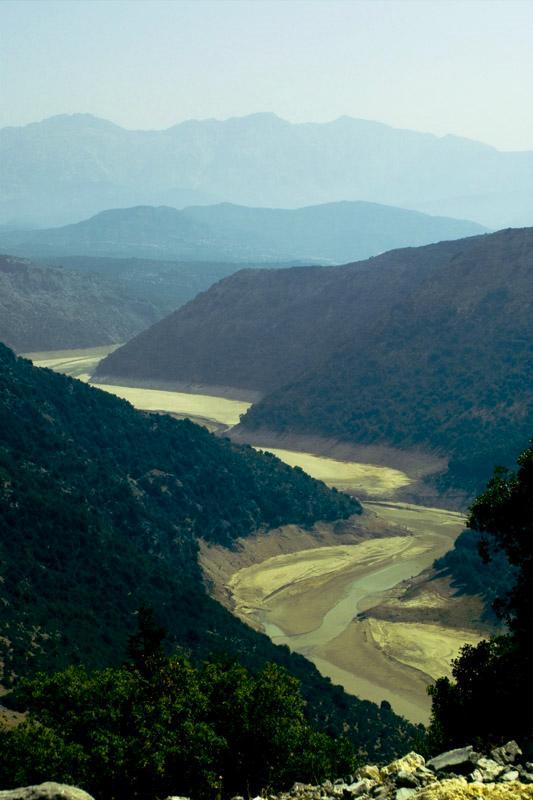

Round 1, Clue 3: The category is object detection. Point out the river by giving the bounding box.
[27,349,471,722]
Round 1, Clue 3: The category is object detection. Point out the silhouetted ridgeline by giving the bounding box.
[0,200,485,265]
[1,112,531,227]
[97,227,533,496]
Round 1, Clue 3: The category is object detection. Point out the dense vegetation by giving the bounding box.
[46,255,253,319]
[99,228,533,496]
[0,254,162,351]
[0,617,354,800]
[428,441,533,751]
[434,524,517,624]
[242,230,532,496]
[0,344,418,761]
[0,341,357,674]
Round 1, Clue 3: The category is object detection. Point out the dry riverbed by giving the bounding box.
[255,448,412,497]
[23,348,251,430]
[27,347,482,723]
[203,502,470,724]
[22,345,119,379]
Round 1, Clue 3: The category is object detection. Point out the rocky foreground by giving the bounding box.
[271,742,533,800]
[1,742,533,800]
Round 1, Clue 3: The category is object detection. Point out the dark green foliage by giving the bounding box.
[468,448,533,642]
[0,340,358,677]
[428,442,533,752]
[126,607,167,677]
[0,657,354,800]
[427,636,526,753]
[0,343,418,761]
[434,529,517,623]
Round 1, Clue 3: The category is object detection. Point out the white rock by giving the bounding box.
[0,786,94,800]
[346,780,374,798]
[475,757,506,781]
[395,790,417,800]
[501,770,520,782]
[491,741,522,766]
[427,745,478,774]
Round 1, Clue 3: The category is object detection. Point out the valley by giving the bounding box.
[203,503,471,724]
[22,345,120,379]
[25,346,485,724]
[3,8,533,795]
[96,227,532,501]
[24,347,252,431]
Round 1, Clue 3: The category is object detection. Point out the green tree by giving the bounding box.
[428,441,533,751]
[126,606,167,677]
[0,656,353,800]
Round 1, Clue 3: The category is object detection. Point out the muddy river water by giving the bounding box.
[228,501,465,722]
[27,349,471,722]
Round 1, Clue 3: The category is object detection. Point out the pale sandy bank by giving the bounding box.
[209,502,470,724]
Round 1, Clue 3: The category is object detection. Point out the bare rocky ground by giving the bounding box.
[235,741,533,800]
[4,742,532,800]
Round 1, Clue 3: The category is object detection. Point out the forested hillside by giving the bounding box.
[96,234,483,392]
[44,255,252,318]
[0,254,163,351]
[97,228,533,495]
[242,229,532,493]
[428,441,533,749]
[0,345,418,760]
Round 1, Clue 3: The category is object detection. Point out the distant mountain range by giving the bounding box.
[1,112,532,228]
[0,254,163,351]
[0,201,485,265]
[96,227,533,496]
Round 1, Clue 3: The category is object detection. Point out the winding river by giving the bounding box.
[27,348,471,722]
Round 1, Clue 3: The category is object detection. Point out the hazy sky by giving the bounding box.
[1,0,533,150]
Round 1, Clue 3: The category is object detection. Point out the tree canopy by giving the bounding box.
[428,441,533,751]
[0,654,354,800]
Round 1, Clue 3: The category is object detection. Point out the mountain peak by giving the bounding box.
[16,113,123,133]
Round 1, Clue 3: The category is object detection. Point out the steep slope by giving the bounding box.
[0,201,485,265]
[97,228,533,495]
[44,255,254,317]
[0,345,421,758]
[95,231,491,393]
[0,342,358,675]
[0,254,162,351]
[242,229,532,492]
[1,112,532,228]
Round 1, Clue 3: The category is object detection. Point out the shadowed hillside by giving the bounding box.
[43,255,261,318]
[0,254,162,351]
[97,228,533,495]
[241,228,532,493]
